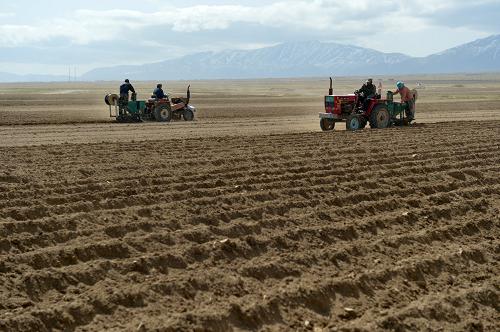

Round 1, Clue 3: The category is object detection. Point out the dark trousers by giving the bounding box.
[404,100,415,119]
[119,94,129,115]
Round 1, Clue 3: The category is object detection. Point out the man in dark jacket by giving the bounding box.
[120,79,135,98]
[355,78,376,111]
[152,83,167,99]
[119,79,135,106]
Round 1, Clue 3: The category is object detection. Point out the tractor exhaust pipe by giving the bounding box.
[186,85,191,104]
[329,77,333,95]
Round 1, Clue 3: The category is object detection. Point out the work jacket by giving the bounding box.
[359,83,376,97]
[120,83,136,95]
[153,88,167,99]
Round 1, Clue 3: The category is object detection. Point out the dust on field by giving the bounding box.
[0,121,499,331]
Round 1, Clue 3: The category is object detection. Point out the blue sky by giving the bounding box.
[0,0,499,75]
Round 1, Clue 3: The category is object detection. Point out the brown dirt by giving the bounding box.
[0,119,499,331]
[1,76,500,126]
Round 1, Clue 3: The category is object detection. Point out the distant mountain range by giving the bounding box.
[0,72,68,83]
[1,35,499,82]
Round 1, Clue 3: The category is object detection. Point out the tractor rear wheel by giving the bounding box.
[154,104,172,122]
[370,105,390,129]
[183,109,194,121]
[346,114,363,131]
[320,118,335,131]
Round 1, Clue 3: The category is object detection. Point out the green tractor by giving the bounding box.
[105,86,196,123]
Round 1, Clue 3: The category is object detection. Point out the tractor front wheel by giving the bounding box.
[370,105,390,129]
[154,104,172,122]
[183,109,194,121]
[346,114,363,131]
[320,118,335,131]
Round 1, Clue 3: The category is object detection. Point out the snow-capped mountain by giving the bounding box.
[1,35,499,82]
[81,41,412,80]
[81,35,500,80]
[406,34,500,73]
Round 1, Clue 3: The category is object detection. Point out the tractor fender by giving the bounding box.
[172,102,186,112]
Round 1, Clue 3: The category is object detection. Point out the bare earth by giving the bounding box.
[0,77,499,331]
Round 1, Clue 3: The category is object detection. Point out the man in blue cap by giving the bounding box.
[393,81,415,121]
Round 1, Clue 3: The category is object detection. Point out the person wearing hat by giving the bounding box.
[152,83,167,99]
[355,78,377,111]
[393,81,415,121]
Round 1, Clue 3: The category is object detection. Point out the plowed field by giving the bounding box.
[1,118,499,331]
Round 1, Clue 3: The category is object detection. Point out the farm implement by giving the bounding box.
[104,86,196,123]
[319,78,418,131]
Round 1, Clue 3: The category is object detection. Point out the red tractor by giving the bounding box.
[319,78,417,131]
[143,86,195,122]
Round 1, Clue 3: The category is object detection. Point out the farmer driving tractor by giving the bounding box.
[355,78,377,111]
[153,83,168,99]
[392,81,415,121]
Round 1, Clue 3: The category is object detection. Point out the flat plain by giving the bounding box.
[0,76,499,331]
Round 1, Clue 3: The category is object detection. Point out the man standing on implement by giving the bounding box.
[393,81,415,121]
[119,79,136,113]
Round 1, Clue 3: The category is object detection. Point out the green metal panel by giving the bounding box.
[388,102,407,118]
[127,101,146,114]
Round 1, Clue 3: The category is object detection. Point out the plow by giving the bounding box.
[105,86,196,123]
[319,78,418,131]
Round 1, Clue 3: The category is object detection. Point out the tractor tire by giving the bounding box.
[154,104,172,122]
[346,114,363,131]
[183,109,194,121]
[132,114,142,122]
[116,114,127,123]
[370,105,390,129]
[320,118,335,131]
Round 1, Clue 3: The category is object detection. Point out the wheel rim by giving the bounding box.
[349,117,360,130]
[160,109,168,119]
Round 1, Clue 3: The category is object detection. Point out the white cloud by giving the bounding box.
[0,0,497,71]
[0,0,439,46]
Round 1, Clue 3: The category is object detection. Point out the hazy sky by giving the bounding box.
[0,0,498,75]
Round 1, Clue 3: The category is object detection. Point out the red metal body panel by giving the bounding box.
[324,95,357,114]
[335,95,356,115]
